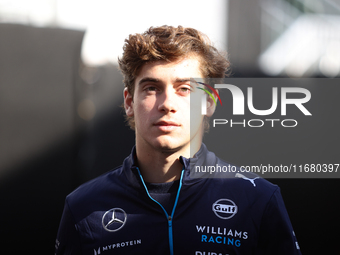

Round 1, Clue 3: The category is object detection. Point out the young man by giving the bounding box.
[55,26,301,255]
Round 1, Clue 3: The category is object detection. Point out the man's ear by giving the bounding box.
[206,92,217,117]
[124,88,134,117]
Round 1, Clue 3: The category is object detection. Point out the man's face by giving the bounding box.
[124,56,212,156]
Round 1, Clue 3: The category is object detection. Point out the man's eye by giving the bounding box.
[145,86,157,92]
[179,87,191,93]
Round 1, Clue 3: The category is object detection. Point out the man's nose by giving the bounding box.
[158,87,177,113]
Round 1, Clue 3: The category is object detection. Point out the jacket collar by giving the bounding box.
[123,143,217,187]
[180,143,219,184]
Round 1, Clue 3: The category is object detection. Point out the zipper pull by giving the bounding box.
[168,216,172,226]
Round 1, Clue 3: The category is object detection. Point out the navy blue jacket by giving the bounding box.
[55,144,301,255]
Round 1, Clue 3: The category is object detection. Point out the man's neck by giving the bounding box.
[135,144,188,183]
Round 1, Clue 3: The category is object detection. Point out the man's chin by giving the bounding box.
[154,141,187,155]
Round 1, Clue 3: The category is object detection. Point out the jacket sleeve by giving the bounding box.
[55,200,82,255]
[255,187,302,255]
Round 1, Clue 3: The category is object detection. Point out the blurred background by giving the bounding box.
[0,0,339,254]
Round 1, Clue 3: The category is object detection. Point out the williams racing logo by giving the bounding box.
[212,199,238,219]
[102,208,127,232]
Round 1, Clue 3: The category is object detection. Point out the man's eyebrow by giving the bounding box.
[138,77,193,85]
[138,77,160,85]
[175,78,192,83]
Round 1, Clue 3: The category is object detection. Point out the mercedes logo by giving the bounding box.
[102,208,127,232]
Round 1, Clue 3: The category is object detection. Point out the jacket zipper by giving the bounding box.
[137,167,184,255]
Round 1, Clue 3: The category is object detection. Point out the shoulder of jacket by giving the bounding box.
[66,165,124,204]
[207,157,280,194]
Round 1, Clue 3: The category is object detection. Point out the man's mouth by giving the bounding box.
[154,121,180,126]
[154,121,180,131]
